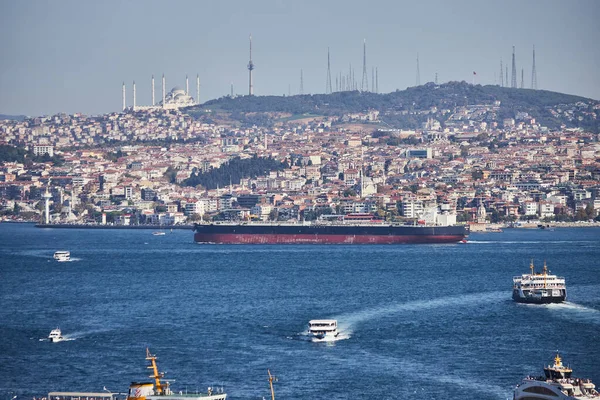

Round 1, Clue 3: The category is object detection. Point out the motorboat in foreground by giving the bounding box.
[514,353,599,399]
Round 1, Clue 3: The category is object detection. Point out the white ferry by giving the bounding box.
[53,251,71,262]
[48,328,64,342]
[308,319,339,341]
[513,260,566,304]
[127,348,226,400]
[514,353,599,399]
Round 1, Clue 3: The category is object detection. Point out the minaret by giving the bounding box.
[186,74,189,95]
[247,34,254,96]
[151,75,155,106]
[196,74,200,104]
[162,73,166,107]
[42,188,52,224]
[132,81,136,110]
[122,82,126,111]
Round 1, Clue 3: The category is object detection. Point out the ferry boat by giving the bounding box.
[308,319,339,341]
[127,348,226,400]
[512,260,566,304]
[514,353,599,399]
[48,328,63,342]
[53,251,71,262]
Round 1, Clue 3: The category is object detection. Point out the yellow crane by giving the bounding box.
[267,369,277,400]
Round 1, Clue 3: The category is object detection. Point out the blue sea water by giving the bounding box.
[0,223,599,400]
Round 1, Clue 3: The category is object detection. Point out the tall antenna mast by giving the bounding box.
[531,45,538,89]
[435,72,438,85]
[500,59,504,87]
[371,66,375,93]
[162,73,166,107]
[416,53,421,86]
[151,75,155,106]
[520,68,524,89]
[375,67,378,93]
[326,47,332,94]
[132,81,136,110]
[122,82,126,111]
[361,39,368,91]
[300,69,304,95]
[230,81,234,97]
[247,34,254,96]
[511,46,517,88]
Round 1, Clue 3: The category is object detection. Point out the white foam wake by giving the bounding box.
[335,291,506,336]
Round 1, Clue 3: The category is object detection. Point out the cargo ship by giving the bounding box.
[193,221,468,244]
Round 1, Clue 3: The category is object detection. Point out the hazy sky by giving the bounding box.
[1,0,599,116]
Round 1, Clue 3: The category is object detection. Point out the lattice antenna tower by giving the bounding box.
[247,34,255,96]
[300,69,304,95]
[499,59,504,87]
[416,53,421,86]
[375,67,379,94]
[361,39,368,91]
[326,47,332,94]
[435,72,438,85]
[520,68,524,89]
[511,46,517,88]
[531,45,538,89]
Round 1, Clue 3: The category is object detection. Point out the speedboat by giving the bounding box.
[152,231,166,236]
[53,251,71,262]
[514,353,599,399]
[48,328,63,342]
[513,260,566,304]
[308,319,339,341]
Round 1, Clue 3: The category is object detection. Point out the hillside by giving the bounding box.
[186,81,599,131]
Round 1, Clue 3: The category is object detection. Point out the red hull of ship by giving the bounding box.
[194,233,464,244]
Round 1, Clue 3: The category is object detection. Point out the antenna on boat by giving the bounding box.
[146,348,169,395]
[267,369,277,400]
[530,259,534,275]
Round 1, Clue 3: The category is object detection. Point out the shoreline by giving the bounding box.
[34,223,193,230]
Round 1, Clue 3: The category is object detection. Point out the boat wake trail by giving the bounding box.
[543,302,600,325]
[292,330,351,343]
[335,291,506,336]
[343,351,512,400]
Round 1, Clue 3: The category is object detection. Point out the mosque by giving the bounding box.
[122,74,200,111]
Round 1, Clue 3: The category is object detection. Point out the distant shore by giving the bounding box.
[34,223,193,230]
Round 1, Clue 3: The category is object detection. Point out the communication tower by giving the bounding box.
[511,46,517,88]
[361,39,368,91]
[247,34,255,96]
[531,45,538,89]
[326,47,332,94]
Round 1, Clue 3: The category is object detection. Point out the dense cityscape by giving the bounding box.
[1,82,599,229]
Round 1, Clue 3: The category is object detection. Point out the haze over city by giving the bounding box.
[1,0,599,116]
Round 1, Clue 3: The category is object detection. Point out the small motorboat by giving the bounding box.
[48,328,64,342]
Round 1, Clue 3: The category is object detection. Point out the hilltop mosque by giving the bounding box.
[122,74,200,111]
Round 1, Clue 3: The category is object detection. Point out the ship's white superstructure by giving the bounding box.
[514,354,599,399]
[308,319,339,341]
[53,251,71,262]
[48,328,63,342]
[512,260,566,304]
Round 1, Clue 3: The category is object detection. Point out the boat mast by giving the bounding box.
[530,259,534,275]
[268,369,277,400]
[543,260,548,288]
[146,348,167,395]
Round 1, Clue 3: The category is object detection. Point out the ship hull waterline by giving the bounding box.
[194,233,466,244]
